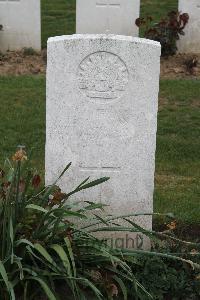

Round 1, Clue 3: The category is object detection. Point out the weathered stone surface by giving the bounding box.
[0,0,41,52]
[76,0,140,36]
[178,0,200,53]
[46,34,161,249]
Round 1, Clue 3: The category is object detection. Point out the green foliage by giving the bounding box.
[134,253,200,299]
[0,148,199,299]
[0,147,148,299]
[136,11,189,56]
[131,231,200,299]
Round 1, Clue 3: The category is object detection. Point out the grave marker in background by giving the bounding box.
[76,0,140,36]
[178,0,200,53]
[0,0,41,52]
[46,34,161,249]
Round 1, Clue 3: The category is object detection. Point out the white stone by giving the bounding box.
[178,0,200,53]
[76,0,140,36]
[0,0,41,52]
[46,34,161,249]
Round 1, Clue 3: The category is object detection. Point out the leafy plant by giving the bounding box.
[0,147,199,300]
[136,11,189,57]
[133,246,200,299]
[0,147,146,299]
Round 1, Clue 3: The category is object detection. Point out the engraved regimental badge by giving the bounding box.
[78,51,129,101]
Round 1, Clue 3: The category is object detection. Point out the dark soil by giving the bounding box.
[0,49,46,76]
[161,53,200,79]
[0,50,200,79]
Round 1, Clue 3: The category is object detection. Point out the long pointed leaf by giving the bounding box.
[26,204,48,214]
[50,244,71,276]
[34,244,53,264]
[28,277,56,300]
[64,238,76,277]
[113,275,127,300]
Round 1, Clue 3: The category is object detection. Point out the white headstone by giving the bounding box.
[0,0,41,52]
[178,0,200,53]
[46,34,161,249]
[76,0,140,36]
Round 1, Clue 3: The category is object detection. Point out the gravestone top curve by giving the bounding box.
[48,34,160,47]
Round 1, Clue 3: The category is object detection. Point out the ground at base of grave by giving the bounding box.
[0,76,199,237]
[0,50,200,79]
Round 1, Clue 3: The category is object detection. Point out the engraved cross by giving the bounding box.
[80,165,120,202]
[96,0,121,33]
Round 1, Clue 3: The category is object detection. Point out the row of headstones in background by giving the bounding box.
[0,0,41,52]
[76,0,140,36]
[0,0,199,53]
[77,0,200,53]
[0,0,139,52]
[178,0,200,53]
[46,35,161,249]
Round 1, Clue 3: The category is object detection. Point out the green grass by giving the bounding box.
[0,76,45,172]
[155,80,200,225]
[41,0,76,48]
[41,0,178,48]
[140,0,178,21]
[0,76,199,226]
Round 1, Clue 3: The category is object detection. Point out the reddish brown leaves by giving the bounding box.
[49,189,66,207]
[32,175,41,189]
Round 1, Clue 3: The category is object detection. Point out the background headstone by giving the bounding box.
[76,0,140,36]
[0,0,41,52]
[46,34,161,249]
[178,0,200,53]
